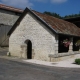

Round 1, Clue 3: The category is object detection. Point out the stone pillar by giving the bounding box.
[55,42,58,54]
[68,38,73,53]
[79,46,80,51]
[20,44,27,59]
[55,35,58,54]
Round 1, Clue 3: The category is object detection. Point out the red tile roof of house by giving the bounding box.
[7,8,80,37]
[0,4,23,13]
[33,10,80,36]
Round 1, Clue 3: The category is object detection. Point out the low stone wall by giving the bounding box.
[49,51,80,62]
[49,55,75,62]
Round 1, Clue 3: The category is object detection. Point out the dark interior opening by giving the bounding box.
[58,35,69,53]
[25,40,32,59]
[73,37,79,51]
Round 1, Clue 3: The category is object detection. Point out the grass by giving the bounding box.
[75,58,80,65]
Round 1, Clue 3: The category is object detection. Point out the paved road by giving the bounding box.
[0,58,80,80]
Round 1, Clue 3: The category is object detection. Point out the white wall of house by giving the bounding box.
[9,12,56,61]
[0,9,20,25]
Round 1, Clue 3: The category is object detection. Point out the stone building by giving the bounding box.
[8,7,80,61]
[0,4,23,46]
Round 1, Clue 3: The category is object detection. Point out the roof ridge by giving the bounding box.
[0,4,23,13]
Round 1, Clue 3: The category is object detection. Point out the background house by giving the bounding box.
[8,8,80,61]
[64,17,80,28]
[0,4,23,47]
[0,4,80,62]
[65,17,80,51]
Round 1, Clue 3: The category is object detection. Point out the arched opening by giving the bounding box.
[25,40,32,59]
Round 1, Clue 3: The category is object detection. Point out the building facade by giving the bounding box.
[0,4,23,46]
[8,8,80,61]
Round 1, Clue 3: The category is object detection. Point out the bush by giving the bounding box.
[75,58,80,65]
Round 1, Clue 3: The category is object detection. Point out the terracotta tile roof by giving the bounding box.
[7,8,80,37]
[0,4,23,13]
[32,10,80,36]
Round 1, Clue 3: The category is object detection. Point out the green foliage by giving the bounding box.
[64,13,80,19]
[43,11,80,19]
[75,58,80,65]
[43,11,62,19]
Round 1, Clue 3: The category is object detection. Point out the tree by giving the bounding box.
[63,13,80,19]
[43,11,62,19]
[43,11,80,19]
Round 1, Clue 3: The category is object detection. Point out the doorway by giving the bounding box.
[25,40,32,59]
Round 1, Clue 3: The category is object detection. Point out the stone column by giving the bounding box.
[79,46,80,51]
[55,42,58,54]
[55,35,58,54]
[68,37,73,53]
[20,43,27,59]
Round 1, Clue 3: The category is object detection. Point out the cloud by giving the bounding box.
[34,0,45,2]
[0,0,33,9]
[0,0,68,10]
[31,0,48,3]
[51,0,67,4]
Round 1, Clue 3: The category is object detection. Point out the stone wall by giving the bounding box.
[0,9,20,25]
[9,12,56,61]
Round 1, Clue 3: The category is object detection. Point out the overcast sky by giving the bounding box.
[0,0,80,16]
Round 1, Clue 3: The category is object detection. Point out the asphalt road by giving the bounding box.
[0,58,80,80]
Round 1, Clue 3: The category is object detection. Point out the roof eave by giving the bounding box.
[58,33,80,37]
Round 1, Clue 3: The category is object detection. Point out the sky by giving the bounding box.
[0,0,80,17]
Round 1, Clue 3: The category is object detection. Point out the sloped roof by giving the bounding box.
[7,8,80,37]
[33,10,80,36]
[0,4,23,13]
